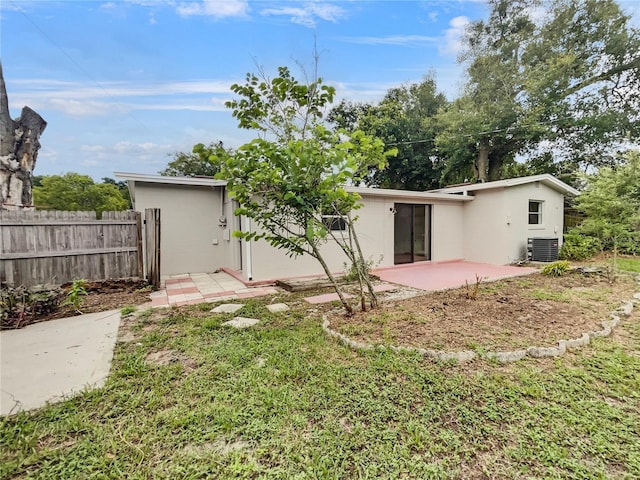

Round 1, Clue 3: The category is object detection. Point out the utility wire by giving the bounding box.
[387,115,576,146]
[8,0,150,133]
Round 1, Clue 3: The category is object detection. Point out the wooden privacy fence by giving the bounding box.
[0,210,145,287]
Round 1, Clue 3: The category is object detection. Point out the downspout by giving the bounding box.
[245,216,253,281]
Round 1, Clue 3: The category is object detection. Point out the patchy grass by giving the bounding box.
[1,293,640,479]
[616,257,640,273]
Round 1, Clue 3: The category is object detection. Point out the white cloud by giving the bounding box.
[9,78,235,116]
[439,15,470,56]
[81,141,172,157]
[261,2,345,27]
[177,0,248,18]
[47,99,129,116]
[339,34,438,46]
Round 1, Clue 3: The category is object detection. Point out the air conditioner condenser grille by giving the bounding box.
[527,237,559,262]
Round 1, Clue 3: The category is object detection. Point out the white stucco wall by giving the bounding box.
[133,183,236,276]
[462,182,565,265]
[247,196,391,281]
[505,182,564,262]
[462,188,509,265]
[245,195,466,282]
[431,202,464,261]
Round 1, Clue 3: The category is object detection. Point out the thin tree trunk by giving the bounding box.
[309,240,354,316]
[347,212,378,308]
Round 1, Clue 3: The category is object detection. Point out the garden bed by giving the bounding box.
[328,271,637,351]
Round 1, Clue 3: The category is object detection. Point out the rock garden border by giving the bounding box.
[322,274,640,364]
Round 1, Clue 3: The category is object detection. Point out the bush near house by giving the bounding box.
[560,150,640,259]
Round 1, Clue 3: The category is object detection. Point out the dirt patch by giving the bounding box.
[145,348,198,371]
[8,279,152,328]
[329,272,637,351]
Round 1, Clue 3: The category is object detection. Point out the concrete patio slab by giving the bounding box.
[1,310,121,416]
[374,260,536,292]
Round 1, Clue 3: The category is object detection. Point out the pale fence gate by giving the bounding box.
[0,209,161,288]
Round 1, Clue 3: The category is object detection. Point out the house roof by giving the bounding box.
[347,186,473,202]
[429,174,580,196]
[114,171,473,203]
[114,171,227,187]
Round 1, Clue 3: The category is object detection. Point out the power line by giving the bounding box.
[386,115,576,146]
[8,0,150,133]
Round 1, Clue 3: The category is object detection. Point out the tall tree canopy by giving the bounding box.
[160,141,231,177]
[330,77,448,190]
[437,0,640,183]
[33,173,129,217]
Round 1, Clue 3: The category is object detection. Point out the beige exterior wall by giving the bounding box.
[130,179,565,281]
[461,182,564,265]
[134,183,237,276]
[431,203,464,261]
[505,182,564,262]
[462,188,509,265]
[246,195,465,281]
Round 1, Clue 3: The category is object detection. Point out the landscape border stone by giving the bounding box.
[322,275,639,364]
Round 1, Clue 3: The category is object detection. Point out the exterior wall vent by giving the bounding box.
[527,237,559,262]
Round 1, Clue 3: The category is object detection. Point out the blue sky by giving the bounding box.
[2,0,639,181]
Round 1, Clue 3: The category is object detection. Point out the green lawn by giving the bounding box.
[2,297,640,479]
[616,256,640,273]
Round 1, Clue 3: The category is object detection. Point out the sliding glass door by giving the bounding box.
[393,203,431,264]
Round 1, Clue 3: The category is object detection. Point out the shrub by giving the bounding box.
[559,232,602,260]
[0,284,63,329]
[541,260,571,277]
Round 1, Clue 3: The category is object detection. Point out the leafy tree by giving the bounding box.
[437,0,640,183]
[33,173,129,217]
[211,66,394,315]
[160,141,231,177]
[102,177,132,209]
[568,149,640,255]
[329,78,447,190]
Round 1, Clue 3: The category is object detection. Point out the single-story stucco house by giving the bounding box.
[114,172,579,283]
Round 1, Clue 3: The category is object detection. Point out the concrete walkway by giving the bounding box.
[149,272,279,308]
[0,310,121,416]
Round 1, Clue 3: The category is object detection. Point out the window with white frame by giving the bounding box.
[528,200,543,225]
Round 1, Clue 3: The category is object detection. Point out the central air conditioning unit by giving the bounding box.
[527,237,559,262]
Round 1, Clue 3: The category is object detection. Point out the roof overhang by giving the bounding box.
[114,171,227,187]
[430,174,579,196]
[346,186,474,202]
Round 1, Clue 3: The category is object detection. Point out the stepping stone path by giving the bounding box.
[222,317,260,329]
[211,303,245,313]
[266,303,290,313]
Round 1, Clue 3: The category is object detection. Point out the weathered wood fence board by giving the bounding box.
[0,210,143,287]
[144,208,161,289]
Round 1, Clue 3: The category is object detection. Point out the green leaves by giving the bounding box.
[571,150,640,254]
[33,173,129,217]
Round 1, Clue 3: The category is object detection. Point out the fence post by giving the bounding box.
[135,211,144,280]
[145,208,161,289]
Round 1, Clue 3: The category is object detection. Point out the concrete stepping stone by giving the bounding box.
[304,292,354,304]
[211,303,245,314]
[266,303,290,313]
[222,317,260,329]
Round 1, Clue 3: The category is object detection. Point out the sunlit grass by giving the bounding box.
[1,295,639,479]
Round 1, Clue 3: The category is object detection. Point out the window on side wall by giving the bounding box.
[322,215,347,231]
[528,200,542,225]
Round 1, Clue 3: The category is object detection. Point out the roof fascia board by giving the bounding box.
[346,186,473,202]
[114,171,226,187]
